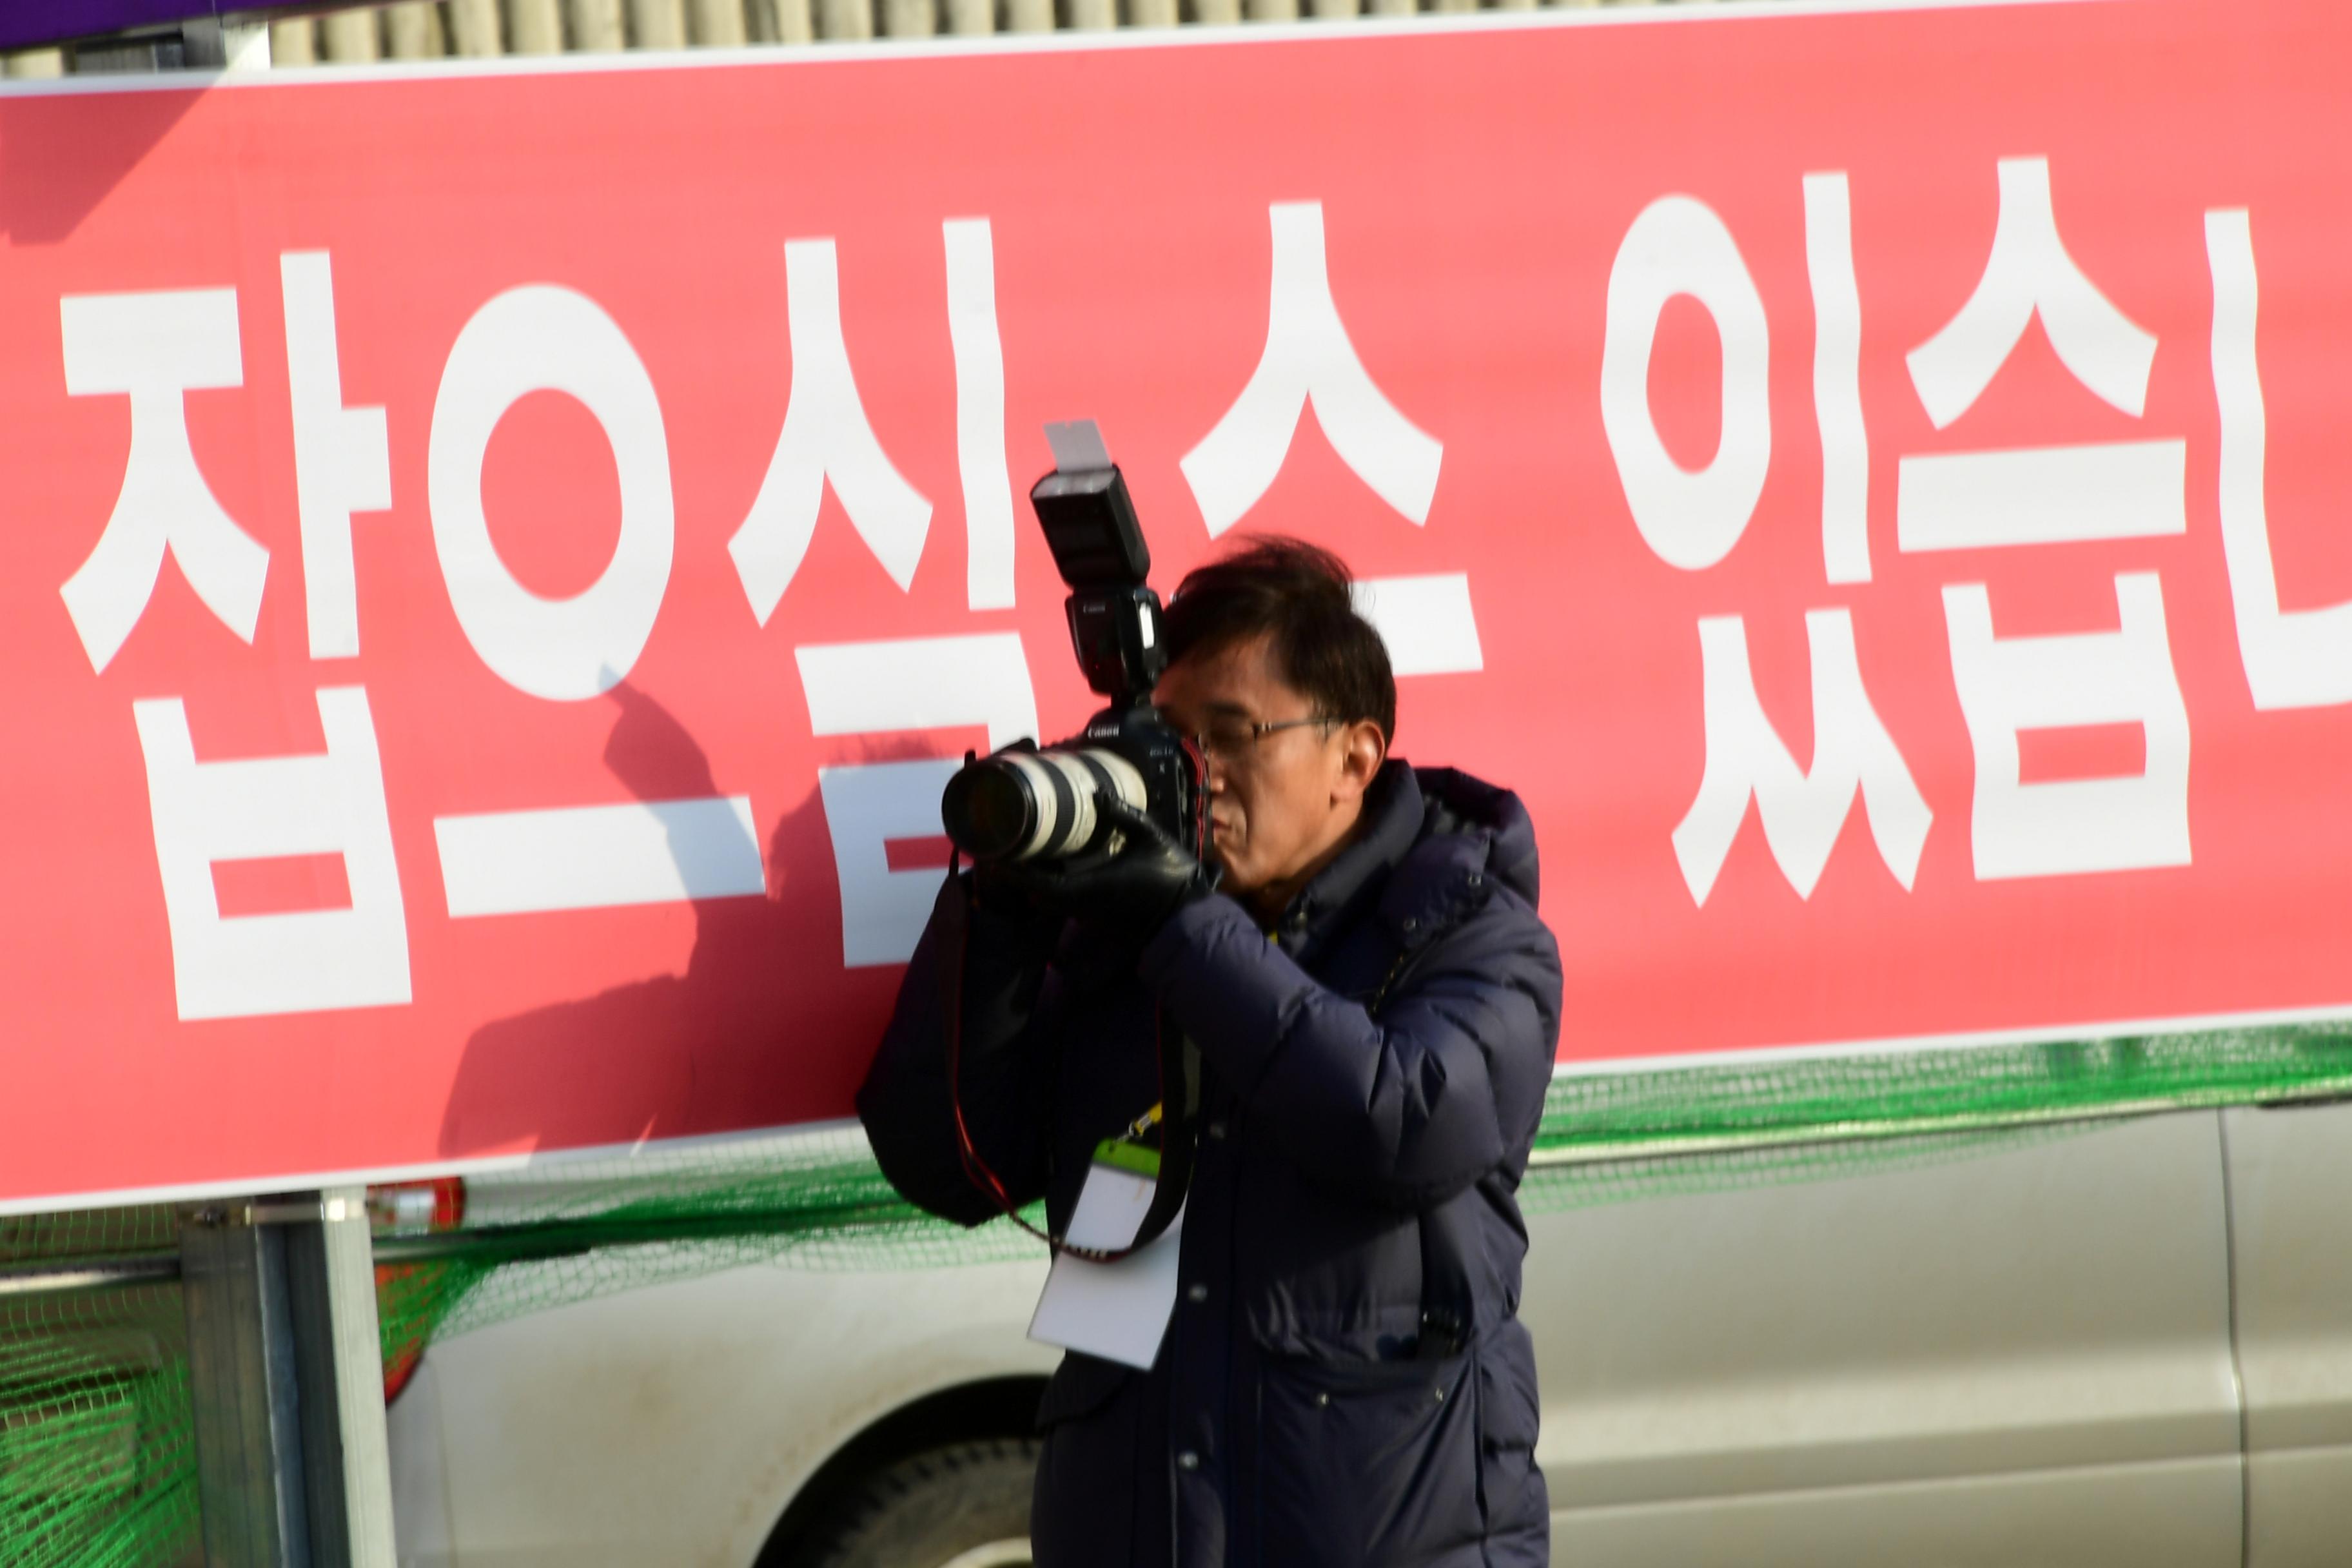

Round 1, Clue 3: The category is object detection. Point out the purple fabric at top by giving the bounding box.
[0,1,250,52]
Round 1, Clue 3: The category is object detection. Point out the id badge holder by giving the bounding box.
[1026,1141,1186,1371]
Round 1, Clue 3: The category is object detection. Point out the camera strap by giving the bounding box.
[941,861,1197,1264]
[1123,1033,1198,1252]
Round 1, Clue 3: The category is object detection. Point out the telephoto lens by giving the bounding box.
[941,745,1149,863]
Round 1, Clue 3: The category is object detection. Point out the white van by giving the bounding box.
[384,1097,2352,1567]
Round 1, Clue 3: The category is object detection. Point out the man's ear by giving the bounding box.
[1332,720,1387,804]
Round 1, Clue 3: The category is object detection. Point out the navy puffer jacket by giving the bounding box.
[858,761,1562,1567]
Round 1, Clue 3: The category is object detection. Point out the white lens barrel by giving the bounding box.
[997,746,1150,861]
[1082,750,1149,852]
[994,751,1068,861]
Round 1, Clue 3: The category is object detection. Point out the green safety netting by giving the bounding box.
[8,1021,2352,1568]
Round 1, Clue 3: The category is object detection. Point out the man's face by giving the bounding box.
[1152,634,1385,908]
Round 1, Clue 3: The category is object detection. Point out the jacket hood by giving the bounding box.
[1409,763,1542,908]
[1271,760,1542,945]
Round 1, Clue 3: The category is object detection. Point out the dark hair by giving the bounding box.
[1163,535,1396,742]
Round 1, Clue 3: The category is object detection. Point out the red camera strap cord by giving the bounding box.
[942,744,1210,1265]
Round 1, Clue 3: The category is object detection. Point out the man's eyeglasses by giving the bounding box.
[1187,716,1337,770]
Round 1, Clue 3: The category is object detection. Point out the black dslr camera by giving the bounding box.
[940,422,1204,867]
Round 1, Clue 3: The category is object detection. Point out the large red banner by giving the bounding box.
[5,0,2347,1209]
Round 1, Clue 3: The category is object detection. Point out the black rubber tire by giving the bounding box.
[803,1437,1039,1568]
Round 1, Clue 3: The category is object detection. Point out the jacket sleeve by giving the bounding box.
[856,874,1066,1228]
[1136,890,1561,1210]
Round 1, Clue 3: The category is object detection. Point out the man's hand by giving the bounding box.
[1019,792,1213,941]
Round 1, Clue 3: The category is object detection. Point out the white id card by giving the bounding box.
[1027,1157,1186,1371]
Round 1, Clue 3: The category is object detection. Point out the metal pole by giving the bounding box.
[180,1202,309,1567]
[0,1254,179,1297]
[179,1191,397,1568]
[287,1189,400,1568]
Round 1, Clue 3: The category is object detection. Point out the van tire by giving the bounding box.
[804,1437,1038,1568]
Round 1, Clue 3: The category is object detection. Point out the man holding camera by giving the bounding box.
[859,536,1561,1567]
